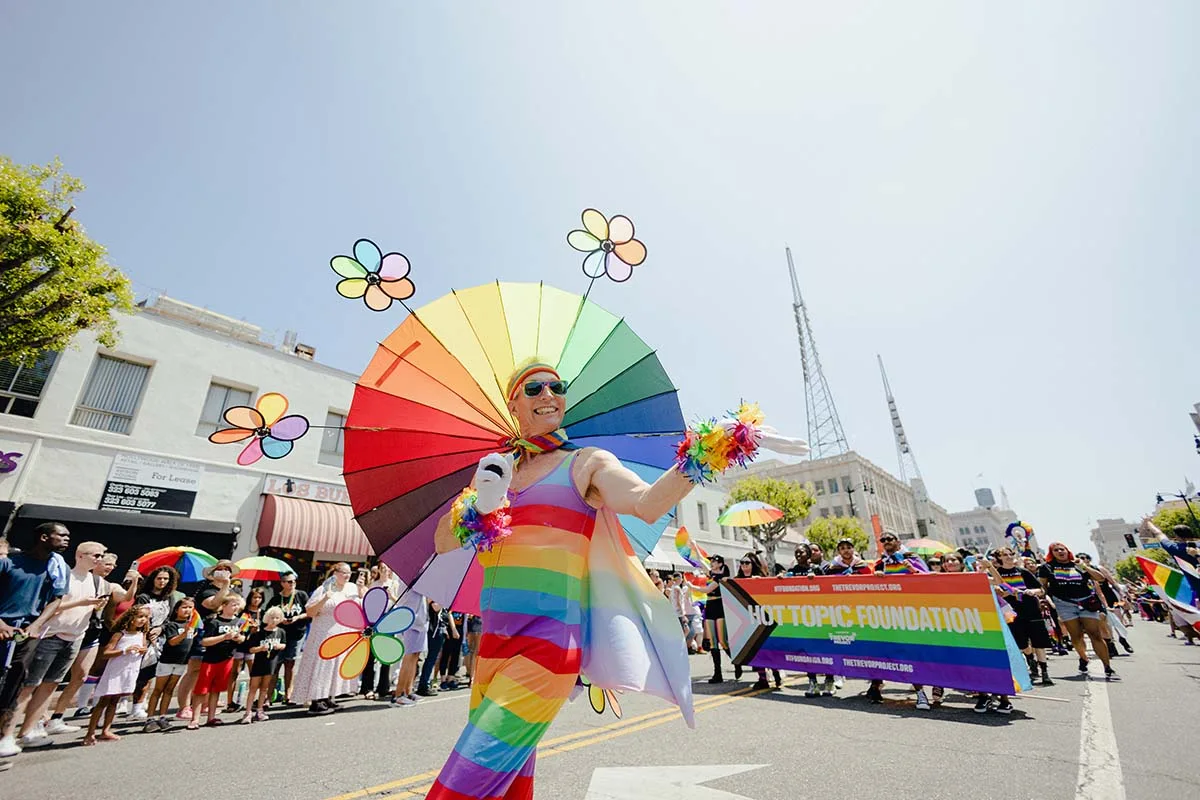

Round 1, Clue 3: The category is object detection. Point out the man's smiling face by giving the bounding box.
[509,370,566,438]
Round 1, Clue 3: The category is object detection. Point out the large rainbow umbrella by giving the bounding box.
[235,555,294,581]
[137,546,217,583]
[906,537,956,558]
[717,501,784,527]
[345,281,684,614]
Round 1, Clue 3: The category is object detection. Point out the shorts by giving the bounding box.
[466,617,483,635]
[281,636,304,662]
[25,635,82,687]
[249,655,280,679]
[402,627,428,656]
[155,662,188,678]
[1009,617,1052,650]
[194,659,235,696]
[1053,597,1100,622]
[134,663,157,695]
[686,613,703,637]
[233,651,251,661]
[0,638,38,714]
[705,603,725,621]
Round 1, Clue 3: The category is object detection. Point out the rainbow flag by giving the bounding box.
[1172,556,1200,603]
[673,526,710,571]
[720,573,1033,695]
[684,573,709,603]
[188,609,202,631]
[1139,556,1197,607]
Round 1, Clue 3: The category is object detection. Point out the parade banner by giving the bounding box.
[721,573,1032,695]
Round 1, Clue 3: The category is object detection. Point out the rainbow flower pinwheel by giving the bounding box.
[318,586,415,680]
[207,392,310,466]
[331,238,416,312]
[579,674,622,719]
[566,208,647,283]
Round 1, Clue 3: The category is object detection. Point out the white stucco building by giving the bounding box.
[0,296,366,589]
[1089,517,1138,567]
[723,453,954,555]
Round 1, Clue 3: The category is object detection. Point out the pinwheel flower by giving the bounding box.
[331,238,416,311]
[567,209,647,283]
[207,392,310,466]
[318,586,415,679]
[579,674,622,719]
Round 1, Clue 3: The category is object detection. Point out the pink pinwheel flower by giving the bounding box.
[319,585,415,680]
[331,238,416,312]
[207,392,310,466]
[566,209,647,283]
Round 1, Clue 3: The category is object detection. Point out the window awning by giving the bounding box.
[256,495,374,557]
[643,541,695,572]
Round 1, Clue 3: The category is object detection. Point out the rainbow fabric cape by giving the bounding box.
[721,573,1033,695]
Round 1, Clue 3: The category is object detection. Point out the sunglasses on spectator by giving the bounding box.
[880,536,898,543]
[523,380,568,397]
[739,559,753,565]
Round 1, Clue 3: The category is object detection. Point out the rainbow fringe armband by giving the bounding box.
[673,402,764,484]
[451,488,513,551]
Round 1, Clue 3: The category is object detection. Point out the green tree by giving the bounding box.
[1114,548,1172,584]
[727,476,815,570]
[1151,505,1200,537]
[0,157,133,363]
[802,516,871,559]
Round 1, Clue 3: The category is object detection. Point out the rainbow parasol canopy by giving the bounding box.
[906,538,956,558]
[235,555,293,581]
[345,281,684,613]
[717,501,784,527]
[137,546,217,583]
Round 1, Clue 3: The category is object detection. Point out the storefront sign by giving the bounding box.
[262,474,350,505]
[0,451,22,474]
[99,453,203,516]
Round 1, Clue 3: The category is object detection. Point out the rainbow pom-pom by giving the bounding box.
[451,489,512,551]
[674,402,763,484]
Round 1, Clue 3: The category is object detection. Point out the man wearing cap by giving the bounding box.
[869,531,931,709]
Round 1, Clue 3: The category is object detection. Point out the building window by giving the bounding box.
[833,505,844,517]
[195,382,253,437]
[0,352,58,418]
[814,480,826,496]
[819,508,830,518]
[718,507,730,540]
[320,411,345,467]
[829,478,839,494]
[841,475,852,493]
[71,355,150,434]
[697,502,709,531]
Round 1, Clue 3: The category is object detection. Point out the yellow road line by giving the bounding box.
[323,679,800,800]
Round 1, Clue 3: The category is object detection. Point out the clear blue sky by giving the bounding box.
[4,3,1198,556]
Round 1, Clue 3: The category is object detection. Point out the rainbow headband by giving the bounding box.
[506,363,562,401]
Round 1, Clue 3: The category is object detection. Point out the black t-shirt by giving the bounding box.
[193,582,224,621]
[248,628,285,668]
[786,563,823,577]
[996,567,1042,619]
[201,615,243,663]
[266,590,310,642]
[159,620,193,664]
[1038,563,1095,603]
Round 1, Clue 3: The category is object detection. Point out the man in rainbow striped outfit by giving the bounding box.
[424,363,696,800]
[867,531,931,708]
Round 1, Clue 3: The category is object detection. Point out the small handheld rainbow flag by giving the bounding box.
[188,609,202,631]
[674,526,710,571]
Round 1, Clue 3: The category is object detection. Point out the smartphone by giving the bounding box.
[130,560,140,572]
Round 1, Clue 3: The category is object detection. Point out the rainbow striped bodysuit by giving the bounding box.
[426,453,594,800]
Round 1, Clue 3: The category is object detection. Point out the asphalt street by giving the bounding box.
[4,620,1196,800]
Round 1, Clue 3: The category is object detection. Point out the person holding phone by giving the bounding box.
[175,560,240,719]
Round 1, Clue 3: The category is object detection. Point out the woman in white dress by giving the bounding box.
[290,562,360,715]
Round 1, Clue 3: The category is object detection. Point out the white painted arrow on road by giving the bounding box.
[584,764,767,800]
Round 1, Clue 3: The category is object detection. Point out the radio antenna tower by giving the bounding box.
[787,247,848,459]
[878,354,932,537]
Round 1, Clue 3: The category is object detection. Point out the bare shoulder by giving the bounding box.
[571,447,618,504]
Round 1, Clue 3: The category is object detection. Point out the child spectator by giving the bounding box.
[188,595,245,729]
[227,587,264,713]
[144,597,195,732]
[242,607,286,723]
[83,605,151,745]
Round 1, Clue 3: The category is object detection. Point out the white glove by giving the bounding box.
[757,425,810,457]
[473,453,514,514]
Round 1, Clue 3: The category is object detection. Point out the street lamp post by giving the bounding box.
[1156,491,1200,532]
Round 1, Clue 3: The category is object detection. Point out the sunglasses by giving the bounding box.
[523,380,568,398]
[739,560,753,565]
[880,537,898,543]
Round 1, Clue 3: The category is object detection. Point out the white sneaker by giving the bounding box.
[0,735,21,757]
[45,719,81,735]
[393,695,416,707]
[17,733,52,749]
[116,699,131,716]
[915,689,931,711]
[834,677,844,690]
[129,704,148,722]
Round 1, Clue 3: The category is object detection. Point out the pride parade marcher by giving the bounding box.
[868,531,931,708]
[425,361,806,799]
[1038,543,1119,681]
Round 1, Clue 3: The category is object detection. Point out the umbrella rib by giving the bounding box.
[368,338,514,438]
